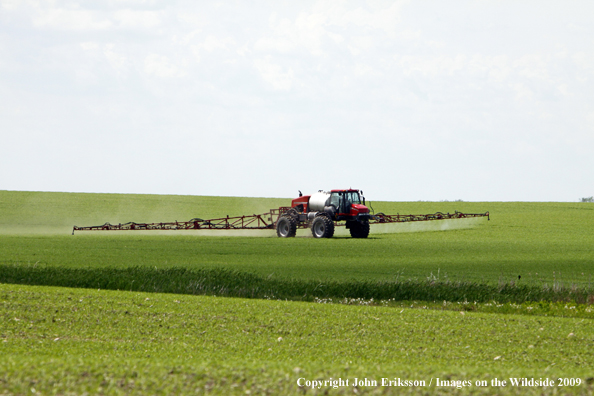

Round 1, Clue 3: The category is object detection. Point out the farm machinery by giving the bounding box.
[277,189,373,238]
[72,189,489,238]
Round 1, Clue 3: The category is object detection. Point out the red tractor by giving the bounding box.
[276,189,372,238]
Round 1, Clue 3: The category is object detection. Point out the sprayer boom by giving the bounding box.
[72,208,489,235]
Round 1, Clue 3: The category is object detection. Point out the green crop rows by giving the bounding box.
[1,190,594,286]
[1,190,594,394]
[2,284,594,395]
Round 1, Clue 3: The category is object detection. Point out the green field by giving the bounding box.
[1,190,594,394]
[1,191,593,286]
[2,284,594,395]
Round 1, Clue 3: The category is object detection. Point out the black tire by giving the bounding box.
[276,215,297,238]
[311,215,335,238]
[349,220,370,238]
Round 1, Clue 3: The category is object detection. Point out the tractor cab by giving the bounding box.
[330,189,370,219]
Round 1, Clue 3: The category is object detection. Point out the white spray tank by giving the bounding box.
[308,191,331,212]
[307,191,337,220]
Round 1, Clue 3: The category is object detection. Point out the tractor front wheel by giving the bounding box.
[349,220,370,238]
[311,215,335,238]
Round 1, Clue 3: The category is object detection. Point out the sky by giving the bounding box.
[1,0,593,202]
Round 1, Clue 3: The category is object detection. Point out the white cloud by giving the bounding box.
[347,35,375,56]
[392,52,562,95]
[12,3,162,31]
[557,83,570,96]
[74,68,98,86]
[327,32,344,44]
[103,44,129,74]
[144,54,185,78]
[485,56,512,82]
[573,51,593,71]
[352,63,374,76]
[254,36,294,53]
[255,1,407,57]
[177,29,202,47]
[32,9,113,30]
[177,12,203,27]
[253,57,294,90]
[512,82,534,102]
[114,9,161,29]
[514,54,550,81]
[201,35,235,52]
[292,12,328,56]
[0,0,20,10]
[80,42,99,51]
[587,111,594,129]
[326,1,406,37]
[189,35,236,62]
[395,54,466,76]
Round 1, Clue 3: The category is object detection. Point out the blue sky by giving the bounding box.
[1,0,593,201]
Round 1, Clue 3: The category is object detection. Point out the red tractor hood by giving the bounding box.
[351,204,370,214]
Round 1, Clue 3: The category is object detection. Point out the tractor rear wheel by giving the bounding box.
[349,220,370,238]
[276,215,297,238]
[311,215,334,238]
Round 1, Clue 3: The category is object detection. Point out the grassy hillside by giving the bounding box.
[0,190,288,234]
[1,190,593,286]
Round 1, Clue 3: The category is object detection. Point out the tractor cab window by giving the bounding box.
[347,192,361,205]
[330,193,340,208]
[330,191,360,213]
